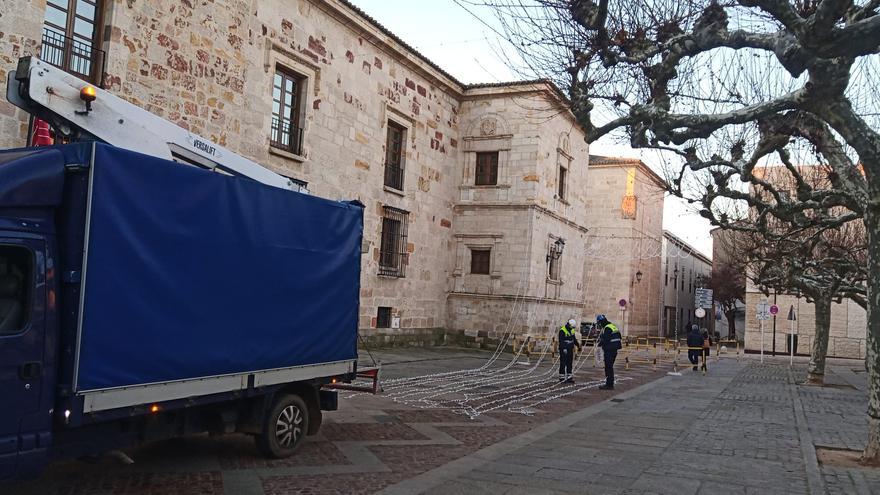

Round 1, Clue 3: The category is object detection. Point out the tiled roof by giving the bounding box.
[589,155,667,188]
[336,0,569,102]
[337,0,466,88]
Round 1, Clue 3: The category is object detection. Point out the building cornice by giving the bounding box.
[454,202,590,234]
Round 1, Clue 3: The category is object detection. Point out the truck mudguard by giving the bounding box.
[75,144,361,391]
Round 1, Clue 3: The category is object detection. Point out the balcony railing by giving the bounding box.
[383,162,405,191]
[40,28,106,87]
[270,117,304,156]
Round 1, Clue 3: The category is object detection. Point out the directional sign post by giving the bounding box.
[756,300,770,363]
[788,305,797,366]
[695,288,714,309]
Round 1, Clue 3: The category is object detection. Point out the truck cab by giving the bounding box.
[0,149,60,479]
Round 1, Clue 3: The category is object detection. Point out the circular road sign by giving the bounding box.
[618,299,627,307]
[695,308,706,318]
[770,304,779,315]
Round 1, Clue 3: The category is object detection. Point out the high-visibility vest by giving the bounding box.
[560,326,576,337]
[604,323,622,347]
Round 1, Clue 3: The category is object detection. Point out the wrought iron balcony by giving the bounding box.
[40,28,106,87]
[270,117,305,156]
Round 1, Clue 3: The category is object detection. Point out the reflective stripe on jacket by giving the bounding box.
[599,323,622,351]
[559,325,578,349]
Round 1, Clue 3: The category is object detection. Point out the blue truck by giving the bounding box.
[1,58,365,481]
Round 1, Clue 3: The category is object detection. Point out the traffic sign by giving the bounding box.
[695,308,706,318]
[694,288,713,309]
[769,304,779,315]
[618,298,627,308]
[756,300,771,321]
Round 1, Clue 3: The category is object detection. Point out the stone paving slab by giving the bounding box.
[5,347,663,495]
[386,357,880,495]
[7,350,880,495]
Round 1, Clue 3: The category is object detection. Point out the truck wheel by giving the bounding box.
[256,394,309,458]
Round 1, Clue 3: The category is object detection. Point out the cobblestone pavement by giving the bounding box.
[7,350,880,495]
[5,347,664,495]
[379,356,880,495]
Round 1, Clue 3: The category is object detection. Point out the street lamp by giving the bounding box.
[546,238,565,262]
[635,270,643,283]
[673,267,680,345]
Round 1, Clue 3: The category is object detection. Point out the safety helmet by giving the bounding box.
[567,319,577,327]
[596,314,607,323]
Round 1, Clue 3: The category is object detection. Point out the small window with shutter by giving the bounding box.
[475,152,499,186]
[470,249,491,275]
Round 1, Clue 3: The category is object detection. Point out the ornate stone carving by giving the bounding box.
[479,118,497,136]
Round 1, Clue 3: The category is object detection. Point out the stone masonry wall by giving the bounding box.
[0,0,595,345]
[97,0,464,335]
[0,0,44,148]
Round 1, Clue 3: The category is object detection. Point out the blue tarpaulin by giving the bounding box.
[76,144,362,391]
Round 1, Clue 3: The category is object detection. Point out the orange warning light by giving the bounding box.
[80,85,97,102]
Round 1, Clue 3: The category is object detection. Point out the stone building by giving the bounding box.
[660,232,712,339]
[583,156,665,337]
[0,0,599,342]
[733,165,867,358]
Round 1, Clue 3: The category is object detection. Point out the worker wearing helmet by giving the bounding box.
[558,319,582,383]
[596,314,622,390]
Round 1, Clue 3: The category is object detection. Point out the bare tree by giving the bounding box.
[708,262,745,340]
[735,211,867,383]
[479,0,879,462]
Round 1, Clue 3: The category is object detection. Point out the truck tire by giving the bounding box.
[256,394,310,458]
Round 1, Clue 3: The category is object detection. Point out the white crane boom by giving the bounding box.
[6,57,305,193]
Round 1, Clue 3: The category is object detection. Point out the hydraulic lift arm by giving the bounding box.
[6,56,305,192]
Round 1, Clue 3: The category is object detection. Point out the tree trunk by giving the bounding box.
[726,310,737,340]
[806,296,832,385]
[863,204,880,464]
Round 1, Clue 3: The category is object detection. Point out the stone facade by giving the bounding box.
[0,0,655,343]
[583,156,665,337]
[660,231,712,339]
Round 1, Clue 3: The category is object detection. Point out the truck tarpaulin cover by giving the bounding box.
[76,144,362,391]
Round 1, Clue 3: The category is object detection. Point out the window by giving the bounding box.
[475,152,498,186]
[384,121,406,190]
[664,264,668,286]
[0,246,32,335]
[41,0,104,84]
[470,249,491,275]
[548,255,561,281]
[270,68,305,155]
[558,164,567,200]
[376,307,392,328]
[379,206,409,277]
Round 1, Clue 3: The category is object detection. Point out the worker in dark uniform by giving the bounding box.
[596,314,622,390]
[558,319,582,383]
[687,324,703,371]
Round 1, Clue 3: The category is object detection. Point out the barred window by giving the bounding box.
[41,0,104,84]
[379,206,409,277]
[470,249,491,275]
[384,121,406,190]
[271,67,305,155]
[376,307,392,328]
[475,152,498,186]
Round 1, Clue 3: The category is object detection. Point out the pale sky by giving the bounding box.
[351,0,714,258]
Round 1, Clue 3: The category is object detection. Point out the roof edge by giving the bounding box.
[663,230,712,264]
